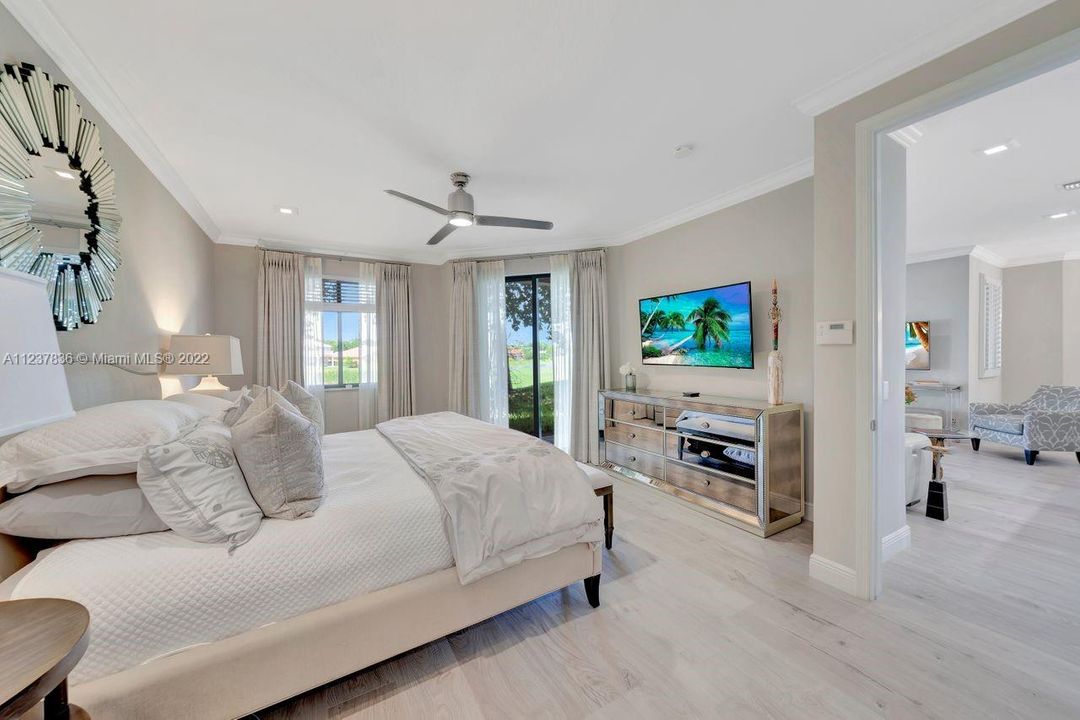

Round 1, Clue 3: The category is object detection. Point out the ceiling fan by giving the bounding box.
[385,172,554,245]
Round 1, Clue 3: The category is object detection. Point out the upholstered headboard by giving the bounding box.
[64,364,162,410]
[1,365,162,581]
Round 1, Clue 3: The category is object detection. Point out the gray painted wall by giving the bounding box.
[607,178,815,503]
[1,5,215,408]
[904,256,970,428]
[1002,260,1069,404]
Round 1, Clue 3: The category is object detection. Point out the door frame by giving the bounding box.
[854,27,1080,600]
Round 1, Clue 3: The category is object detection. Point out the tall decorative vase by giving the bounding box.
[768,351,783,405]
[625,371,637,393]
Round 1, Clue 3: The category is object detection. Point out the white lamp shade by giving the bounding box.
[164,334,243,376]
[0,268,75,437]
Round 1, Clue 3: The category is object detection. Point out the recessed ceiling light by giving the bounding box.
[975,139,1018,156]
[1063,180,1080,191]
[672,144,695,159]
[53,169,77,180]
[1047,212,1071,220]
[277,206,297,215]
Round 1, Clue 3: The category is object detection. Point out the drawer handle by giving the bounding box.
[629,455,637,463]
[629,432,636,439]
[701,421,710,429]
[705,479,711,486]
[700,450,711,459]
[629,409,637,416]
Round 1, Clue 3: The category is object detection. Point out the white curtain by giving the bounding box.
[301,256,326,426]
[356,261,378,430]
[448,262,476,416]
[570,250,609,463]
[475,260,509,426]
[448,260,508,425]
[550,254,573,453]
[375,262,414,422]
[255,249,304,387]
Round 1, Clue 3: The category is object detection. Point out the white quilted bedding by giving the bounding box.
[0,430,454,686]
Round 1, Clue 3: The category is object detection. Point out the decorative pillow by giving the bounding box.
[222,391,254,427]
[232,403,324,519]
[280,381,325,436]
[165,392,234,417]
[0,474,167,539]
[137,418,262,549]
[0,401,205,494]
[237,386,303,425]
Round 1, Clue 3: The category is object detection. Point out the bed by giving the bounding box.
[0,413,603,719]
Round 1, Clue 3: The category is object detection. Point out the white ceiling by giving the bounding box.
[906,57,1080,266]
[11,0,1056,263]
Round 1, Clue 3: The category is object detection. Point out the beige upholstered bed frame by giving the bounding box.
[1,510,601,719]
[1,533,600,718]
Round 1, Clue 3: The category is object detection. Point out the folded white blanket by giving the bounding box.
[377,412,604,584]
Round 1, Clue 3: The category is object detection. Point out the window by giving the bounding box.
[980,273,1003,378]
[308,278,376,388]
[505,274,553,441]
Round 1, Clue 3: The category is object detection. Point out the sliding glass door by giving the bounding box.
[505,274,553,441]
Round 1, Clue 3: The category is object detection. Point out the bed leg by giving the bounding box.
[584,574,600,608]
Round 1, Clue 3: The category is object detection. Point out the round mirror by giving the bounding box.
[0,61,122,331]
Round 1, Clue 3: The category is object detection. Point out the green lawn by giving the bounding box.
[324,364,360,386]
[508,356,554,436]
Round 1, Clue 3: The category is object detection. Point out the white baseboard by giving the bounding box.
[809,553,858,596]
[880,525,912,563]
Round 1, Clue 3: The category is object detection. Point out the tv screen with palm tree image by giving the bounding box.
[639,281,754,368]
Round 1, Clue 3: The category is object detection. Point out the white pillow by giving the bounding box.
[232,403,324,519]
[222,391,254,427]
[280,381,325,436]
[238,386,303,424]
[137,418,262,549]
[0,474,167,539]
[0,400,205,493]
[165,392,234,417]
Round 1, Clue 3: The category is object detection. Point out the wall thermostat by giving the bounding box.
[816,320,853,345]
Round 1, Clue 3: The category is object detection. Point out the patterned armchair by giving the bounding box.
[969,385,1080,465]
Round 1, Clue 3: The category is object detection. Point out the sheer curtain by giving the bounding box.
[255,249,304,387]
[475,260,508,426]
[448,260,508,425]
[375,262,414,422]
[356,261,378,430]
[570,250,609,463]
[301,256,326,426]
[550,255,573,452]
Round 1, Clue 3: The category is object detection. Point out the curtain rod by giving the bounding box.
[457,247,606,264]
[256,243,411,267]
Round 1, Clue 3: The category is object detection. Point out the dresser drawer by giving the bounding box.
[665,434,756,481]
[608,399,664,428]
[605,441,664,479]
[605,421,665,454]
[666,460,757,514]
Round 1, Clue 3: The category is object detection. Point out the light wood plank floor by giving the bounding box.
[252,444,1080,719]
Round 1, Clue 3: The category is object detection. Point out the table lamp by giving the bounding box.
[0,268,75,437]
[165,334,243,396]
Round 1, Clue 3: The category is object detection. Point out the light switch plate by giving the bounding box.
[816,320,853,345]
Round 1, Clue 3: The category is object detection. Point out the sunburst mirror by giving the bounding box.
[0,61,121,331]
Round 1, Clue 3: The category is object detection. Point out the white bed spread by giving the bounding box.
[0,431,454,685]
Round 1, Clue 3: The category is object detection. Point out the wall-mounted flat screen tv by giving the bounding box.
[905,321,930,370]
[640,281,754,369]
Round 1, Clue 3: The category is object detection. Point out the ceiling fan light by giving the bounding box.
[448,211,473,227]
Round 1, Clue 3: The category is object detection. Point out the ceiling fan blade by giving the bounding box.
[427,223,457,245]
[475,215,554,230]
[385,189,448,216]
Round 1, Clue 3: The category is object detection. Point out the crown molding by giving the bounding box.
[969,245,1008,267]
[217,233,446,266]
[607,157,814,246]
[2,0,220,241]
[905,243,1080,268]
[793,0,1056,117]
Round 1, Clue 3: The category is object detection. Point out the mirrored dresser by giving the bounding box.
[599,389,804,537]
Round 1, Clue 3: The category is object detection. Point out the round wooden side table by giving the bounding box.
[0,598,89,720]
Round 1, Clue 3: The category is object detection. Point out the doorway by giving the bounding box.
[504,274,554,441]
